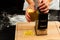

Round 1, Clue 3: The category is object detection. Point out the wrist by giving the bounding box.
[29,3,35,6]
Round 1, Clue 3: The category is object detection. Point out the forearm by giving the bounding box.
[26,0,35,6]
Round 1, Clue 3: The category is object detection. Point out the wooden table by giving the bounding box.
[15,21,60,40]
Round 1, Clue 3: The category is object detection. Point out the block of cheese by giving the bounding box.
[27,9,38,21]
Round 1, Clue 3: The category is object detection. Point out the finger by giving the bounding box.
[26,10,31,18]
[38,3,45,7]
[40,7,49,12]
[39,4,47,9]
[44,10,49,14]
[25,15,31,22]
[26,13,31,19]
[38,0,43,4]
[25,12,31,22]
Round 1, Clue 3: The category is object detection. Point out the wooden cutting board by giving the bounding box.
[15,21,60,40]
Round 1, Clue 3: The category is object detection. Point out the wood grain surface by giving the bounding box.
[15,21,60,40]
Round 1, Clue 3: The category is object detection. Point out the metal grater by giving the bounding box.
[34,0,48,35]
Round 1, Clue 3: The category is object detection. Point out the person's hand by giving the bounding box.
[25,5,35,22]
[25,0,49,22]
[38,0,49,14]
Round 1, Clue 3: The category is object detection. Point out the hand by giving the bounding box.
[25,5,35,22]
[38,0,49,14]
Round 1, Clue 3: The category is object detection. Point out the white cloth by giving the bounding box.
[8,15,27,25]
[49,0,59,10]
[23,0,29,11]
